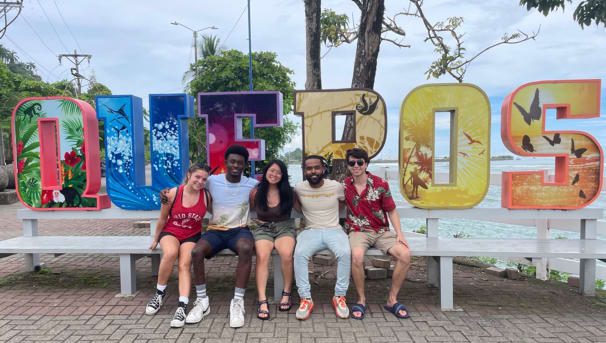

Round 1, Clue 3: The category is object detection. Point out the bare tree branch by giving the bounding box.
[410,0,539,82]
[380,36,411,48]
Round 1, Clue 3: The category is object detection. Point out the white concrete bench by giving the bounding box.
[393,207,605,310]
[0,235,156,295]
[0,208,278,296]
[1,207,603,312]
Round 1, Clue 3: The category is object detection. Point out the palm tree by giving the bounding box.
[198,34,222,59]
[182,35,224,87]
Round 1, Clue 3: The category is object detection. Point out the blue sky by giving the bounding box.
[2,0,605,160]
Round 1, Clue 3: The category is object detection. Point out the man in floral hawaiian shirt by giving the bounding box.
[344,148,411,320]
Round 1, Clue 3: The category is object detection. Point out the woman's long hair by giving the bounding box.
[255,159,293,214]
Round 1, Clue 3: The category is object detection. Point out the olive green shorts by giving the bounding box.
[250,218,296,242]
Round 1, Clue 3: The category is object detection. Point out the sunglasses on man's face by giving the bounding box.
[347,159,365,167]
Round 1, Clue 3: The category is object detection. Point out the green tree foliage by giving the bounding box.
[519,0,606,28]
[0,44,112,162]
[0,45,41,81]
[186,49,298,169]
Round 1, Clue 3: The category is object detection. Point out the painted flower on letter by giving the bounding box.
[64,150,81,167]
[41,190,53,205]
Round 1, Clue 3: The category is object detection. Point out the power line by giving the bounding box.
[222,2,247,46]
[21,14,56,56]
[52,0,81,51]
[36,0,68,51]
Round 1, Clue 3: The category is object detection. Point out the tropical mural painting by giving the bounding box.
[11,97,109,210]
[96,94,193,210]
[294,89,387,159]
[399,84,491,209]
[501,80,603,209]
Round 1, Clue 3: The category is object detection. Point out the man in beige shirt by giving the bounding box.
[293,155,350,320]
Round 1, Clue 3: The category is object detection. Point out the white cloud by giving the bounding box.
[4,0,606,160]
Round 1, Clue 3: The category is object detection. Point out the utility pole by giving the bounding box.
[247,0,255,176]
[58,49,91,95]
[0,0,23,39]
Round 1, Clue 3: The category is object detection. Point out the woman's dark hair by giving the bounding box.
[183,163,210,184]
[255,159,294,214]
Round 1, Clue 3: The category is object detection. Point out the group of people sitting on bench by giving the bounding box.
[145,144,411,328]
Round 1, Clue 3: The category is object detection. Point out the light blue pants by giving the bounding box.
[294,228,351,299]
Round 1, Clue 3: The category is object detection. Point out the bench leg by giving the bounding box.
[23,219,39,272]
[580,259,596,296]
[579,218,597,296]
[151,254,160,277]
[24,254,40,272]
[533,258,549,281]
[273,254,284,301]
[439,257,454,311]
[427,256,440,287]
[120,254,137,295]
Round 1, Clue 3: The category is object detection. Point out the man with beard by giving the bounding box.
[292,155,351,320]
[160,145,258,328]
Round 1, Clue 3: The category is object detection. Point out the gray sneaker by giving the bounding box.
[295,298,314,320]
[332,296,349,319]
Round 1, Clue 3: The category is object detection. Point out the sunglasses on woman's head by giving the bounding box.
[347,159,365,167]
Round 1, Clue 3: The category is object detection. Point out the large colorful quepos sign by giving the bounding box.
[11,81,603,211]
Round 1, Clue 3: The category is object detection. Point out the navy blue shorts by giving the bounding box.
[200,227,254,258]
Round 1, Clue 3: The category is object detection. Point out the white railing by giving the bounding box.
[377,167,606,281]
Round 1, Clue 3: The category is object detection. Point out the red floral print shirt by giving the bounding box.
[343,172,396,233]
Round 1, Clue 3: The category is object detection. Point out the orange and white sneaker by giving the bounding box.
[295,298,314,320]
[332,296,349,319]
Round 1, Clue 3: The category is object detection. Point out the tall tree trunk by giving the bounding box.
[304,0,322,90]
[351,0,384,89]
[333,0,384,182]
[341,0,384,142]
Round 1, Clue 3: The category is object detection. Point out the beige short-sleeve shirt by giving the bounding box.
[295,179,344,230]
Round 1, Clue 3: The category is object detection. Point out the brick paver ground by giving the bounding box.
[0,201,605,342]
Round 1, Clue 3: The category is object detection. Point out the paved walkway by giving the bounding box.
[0,202,605,342]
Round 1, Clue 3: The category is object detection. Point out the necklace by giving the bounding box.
[224,176,242,197]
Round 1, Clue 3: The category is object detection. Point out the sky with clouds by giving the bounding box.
[2,0,606,160]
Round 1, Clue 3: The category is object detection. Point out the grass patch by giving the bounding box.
[0,268,116,289]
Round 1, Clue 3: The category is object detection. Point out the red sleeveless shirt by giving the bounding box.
[162,185,207,241]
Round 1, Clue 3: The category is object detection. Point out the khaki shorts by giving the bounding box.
[250,218,296,242]
[348,230,402,255]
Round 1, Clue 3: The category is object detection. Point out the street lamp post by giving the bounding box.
[170,21,217,64]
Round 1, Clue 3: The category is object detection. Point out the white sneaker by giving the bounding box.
[145,291,165,315]
[170,304,187,328]
[185,297,210,324]
[229,298,245,328]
